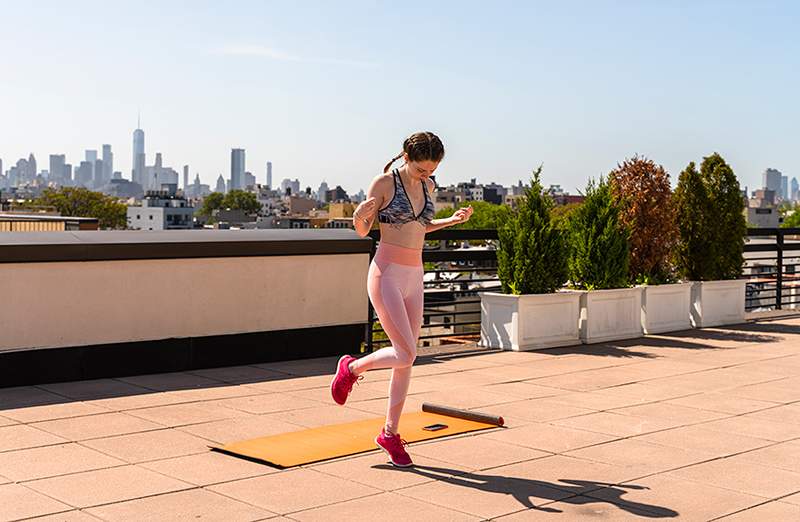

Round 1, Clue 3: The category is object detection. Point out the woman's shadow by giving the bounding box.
[372,462,678,517]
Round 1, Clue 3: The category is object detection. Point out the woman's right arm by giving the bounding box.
[353,175,386,237]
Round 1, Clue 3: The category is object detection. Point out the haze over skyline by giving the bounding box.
[1,0,797,195]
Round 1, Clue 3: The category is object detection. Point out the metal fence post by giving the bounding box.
[776,229,784,310]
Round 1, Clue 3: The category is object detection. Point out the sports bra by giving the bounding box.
[377,168,435,229]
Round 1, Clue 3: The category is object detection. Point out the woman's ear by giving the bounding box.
[402,152,410,164]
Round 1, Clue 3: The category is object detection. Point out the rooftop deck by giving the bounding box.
[2,315,799,521]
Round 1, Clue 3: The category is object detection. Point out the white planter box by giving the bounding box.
[479,290,582,351]
[580,287,644,344]
[641,282,693,334]
[690,279,747,328]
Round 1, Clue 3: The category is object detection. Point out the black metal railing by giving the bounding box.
[363,227,800,351]
[744,228,800,312]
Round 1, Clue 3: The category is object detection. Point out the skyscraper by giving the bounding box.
[183,165,189,192]
[215,174,226,194]
[94,159,104,188]
[231,149,245,190]
[266,161,272,189]
[49,154,66,184]
[791,177,799,202]
[763,168,782,194]
[781,175,789,201]
[102,144,113,185]
[133,118,145,186]
[85,150,97,186]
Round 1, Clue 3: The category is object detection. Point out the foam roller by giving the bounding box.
[422,402,504,426]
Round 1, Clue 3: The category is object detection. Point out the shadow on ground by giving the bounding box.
[372,463,678,517]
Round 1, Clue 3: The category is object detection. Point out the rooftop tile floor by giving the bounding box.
[1,315,799,521]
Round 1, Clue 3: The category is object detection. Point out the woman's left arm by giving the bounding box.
[424,179,474,233]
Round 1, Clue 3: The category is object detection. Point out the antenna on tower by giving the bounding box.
[137,110,141,129]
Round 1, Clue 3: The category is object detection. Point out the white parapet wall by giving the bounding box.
[0,230,370,353]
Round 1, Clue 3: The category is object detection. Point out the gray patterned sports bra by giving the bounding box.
[377,169,435,229]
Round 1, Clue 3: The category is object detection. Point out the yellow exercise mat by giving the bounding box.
[211,410,500,468]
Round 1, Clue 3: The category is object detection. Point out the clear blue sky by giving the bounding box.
[0,0,797,195]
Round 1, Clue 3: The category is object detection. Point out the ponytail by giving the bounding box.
[383,152,404,173]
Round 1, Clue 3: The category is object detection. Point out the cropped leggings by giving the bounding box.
[349,241,424,434]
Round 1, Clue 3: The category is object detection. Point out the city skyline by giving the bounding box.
[1,1,798,195]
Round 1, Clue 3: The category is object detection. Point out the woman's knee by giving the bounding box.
[395,347,417,367]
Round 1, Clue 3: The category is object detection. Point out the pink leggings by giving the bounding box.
[349,241,424,435]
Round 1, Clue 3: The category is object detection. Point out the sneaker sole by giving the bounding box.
[330,355,351,405]
[374,436,414,467]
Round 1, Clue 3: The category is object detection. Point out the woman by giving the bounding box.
[330,131,473,467]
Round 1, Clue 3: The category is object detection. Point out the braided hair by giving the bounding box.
[383,131,445,173]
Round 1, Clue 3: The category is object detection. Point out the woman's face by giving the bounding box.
[404,154,439,180]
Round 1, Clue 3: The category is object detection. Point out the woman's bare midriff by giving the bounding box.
[378,221,426,250]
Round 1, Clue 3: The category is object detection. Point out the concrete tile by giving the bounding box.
[290,491,480,521]
[492,496,665,520]
[169,384,268,402]
[542,390,656,411]
[343,395,426,417]
[38,379,152,400]
[488,398,594,425]
[25,465,192,509]
[633,424,774,457]
[32,412,163,441]
[0,386,68,410]
[0,415,17,427]
[668,454,800,498]
[86,391,193,411]
[610,401,730,424]
[482,422,618,454]
[585,474,765,520]
[743,403,800,425]
[727,378,800,403]
[308,451,453,491]
[531,366,667,392]
[565,438,714,475]
[177,415,305,445]
[736,441,800,473]
[589,382,699,403]
[115,371,227,391]
[552,411,680,437]
[783,491,800,506]
[491,455,652,496]
[207,468,381,515]
[86,488,274,521]
[0,483,73,521]
[480,382,566,400]
[396,465,574,520]
[81,428,212,463]
[412,370,511,391]
[265,404,389,428]
[717,501,800,521]
[0,442,125,482]
[215,392,326,415]
[240,374,336,393]
[187,365,287,384]
[516,356,623,376]
[409,433,550,470]
[0,401,109,424]
[24,510,104,521]
[0,424,67,452]
[699,414,800,442]
[124,401,251,427]
[664,392,777,415]
[461,364,573,384]
[140,450,278,486]
[287,381,388,403]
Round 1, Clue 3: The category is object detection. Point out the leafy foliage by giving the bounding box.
[34,187,127,229]
[199,190,260,218]
[782,206,800,228]
[496,166,568,295]
[673,153,746,281]
[565,177,630,290]
[608,155,677,284]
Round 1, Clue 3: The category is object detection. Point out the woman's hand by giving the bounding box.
[353,197,378,223]
[449,205,473,225]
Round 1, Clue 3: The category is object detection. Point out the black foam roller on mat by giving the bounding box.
[422,402,504,426]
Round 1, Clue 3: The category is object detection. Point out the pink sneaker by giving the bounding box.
[330,355,363,405]
[375,427,413,467]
